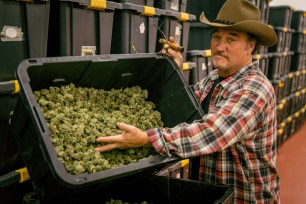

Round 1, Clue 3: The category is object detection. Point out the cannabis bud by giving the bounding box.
[34,84,163,175]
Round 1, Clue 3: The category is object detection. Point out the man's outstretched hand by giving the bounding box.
[95,123,151,152]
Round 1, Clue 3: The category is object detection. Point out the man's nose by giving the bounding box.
[215,40,227,51]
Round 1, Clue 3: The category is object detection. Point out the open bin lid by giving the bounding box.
[12,53,204,201]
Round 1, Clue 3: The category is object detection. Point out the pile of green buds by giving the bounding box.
[34,84,163,175]
[105,199,149,204]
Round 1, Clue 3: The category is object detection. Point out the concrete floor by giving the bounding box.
[277,121,306,203]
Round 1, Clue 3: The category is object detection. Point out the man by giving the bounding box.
[96,0,280,203]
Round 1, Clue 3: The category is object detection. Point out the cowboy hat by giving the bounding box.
[200,0,277,47]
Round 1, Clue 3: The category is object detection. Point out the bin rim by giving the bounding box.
[269,5,294,10]
[187,50,213,57]
[56,0,122,10]
[121,3,164,16]
[15,53,194,187]
[161,10,196,21]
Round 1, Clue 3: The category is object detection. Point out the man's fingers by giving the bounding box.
[117,122,134,132]
[168,36,176,43]
[95,143,118,152]
[96,135,121,143]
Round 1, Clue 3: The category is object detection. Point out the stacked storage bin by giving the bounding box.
[268,6,306,146]
[154,0,196,62]
[47,0,122,57]
[186,50,213,85]
[9,52,235,203]
[152,0,196,85]
[185,0,224,86]
[287,9,306,144]
[0,0,50,202]
[111,3,164,54]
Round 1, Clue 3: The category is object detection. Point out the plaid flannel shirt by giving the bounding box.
[147,61,280,203]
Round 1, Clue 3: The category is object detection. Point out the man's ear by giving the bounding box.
[247,40,256,53]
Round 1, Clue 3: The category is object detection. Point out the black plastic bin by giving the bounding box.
[253,53,272,78]
[267,52,283,80]
[186,0,226,22]
[22,175,234,204]
[111,0,154,6]
[283,72,292,96]
[187,50,213,85]
[271,78,285,100]
[47,0,121,57]
[290,31,306,53]
[182,62,196,84]
[291,10,306,32]
[290,52,306,72]
[268,5,293,28]
[258,0,270,23]
[154,0,187,12]
[155,10,196,61]
[11,53,205,202]
[188,22,213,51]
[268,27,293,53]
[302,69,306,88]
[111,3,164,54]
[0,0,49,169]
[277,100,285,124]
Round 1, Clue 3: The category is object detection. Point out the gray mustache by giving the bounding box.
[213,51,228,58]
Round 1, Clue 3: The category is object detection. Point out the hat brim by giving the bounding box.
[200,12,277,47]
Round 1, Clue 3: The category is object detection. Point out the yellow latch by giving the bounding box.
[16,167,30,183]
[295,71,300,76]
[183,63,189,71]
[283,27,288,32]
[179,12,189,22]
[281,98,286,104]
[280,122,286,128]
[295,91,300,97]
[277,129,283,135]
[180,159,189,167]
[87,0,107,10]
[11,80,20,94]
[255,54,261,60]
[141,6,155,16]
[278,81,284,88]
[203,49,212,57]
[287,116,292,122]
[288,73,293,78]
[278,103,284,110]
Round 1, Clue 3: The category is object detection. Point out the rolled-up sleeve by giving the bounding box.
[147,87,269,158]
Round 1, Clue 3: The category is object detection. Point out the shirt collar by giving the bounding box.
[209,61,259,87]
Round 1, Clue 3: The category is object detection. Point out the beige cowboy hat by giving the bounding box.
[200,0,277,47]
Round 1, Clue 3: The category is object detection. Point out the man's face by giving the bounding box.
[210,29,255,77]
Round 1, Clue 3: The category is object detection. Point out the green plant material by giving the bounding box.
[105,199,149,204]
[34,84,163,175]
